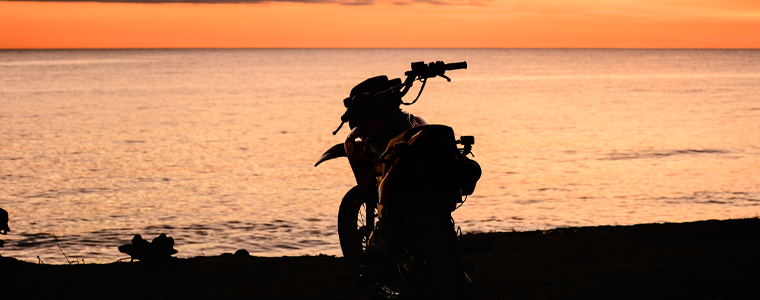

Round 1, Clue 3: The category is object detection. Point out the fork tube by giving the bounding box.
[363,187,378,238]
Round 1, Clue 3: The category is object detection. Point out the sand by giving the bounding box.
[1,218,758,299]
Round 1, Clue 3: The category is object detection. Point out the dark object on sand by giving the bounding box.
[1,208,10,235]
[118,234,178,262]
[1,207,9,249]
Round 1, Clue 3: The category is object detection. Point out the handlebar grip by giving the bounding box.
[445,61,467,71]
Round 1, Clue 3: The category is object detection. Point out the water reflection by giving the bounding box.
[0,49,758,262]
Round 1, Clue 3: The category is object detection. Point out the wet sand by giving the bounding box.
[2,218,758,299]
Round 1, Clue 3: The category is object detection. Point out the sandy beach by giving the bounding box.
[2,218,758,299]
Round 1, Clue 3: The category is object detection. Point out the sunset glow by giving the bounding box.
[1,0,759,48]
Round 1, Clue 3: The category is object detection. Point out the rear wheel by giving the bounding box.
[338,187,405,299]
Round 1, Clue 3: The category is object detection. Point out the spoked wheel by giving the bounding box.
[338,187,405,300]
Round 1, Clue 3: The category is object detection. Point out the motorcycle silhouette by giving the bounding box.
[316,61,481,299]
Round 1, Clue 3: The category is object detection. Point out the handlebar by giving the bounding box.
[445,61,468,71]
[391,60,467,104]
[405,61,467,78]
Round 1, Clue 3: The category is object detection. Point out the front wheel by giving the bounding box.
[338,187,406,299]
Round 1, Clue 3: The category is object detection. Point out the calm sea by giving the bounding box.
[1,49,758,263]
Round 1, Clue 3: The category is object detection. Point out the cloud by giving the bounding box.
[3,0,492,5]
[3,0,367,3]
[390,0,448,5]
[1,0,471,4]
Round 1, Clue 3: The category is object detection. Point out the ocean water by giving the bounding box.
[1,49,758,264]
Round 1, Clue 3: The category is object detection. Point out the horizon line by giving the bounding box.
[2,47,760,51]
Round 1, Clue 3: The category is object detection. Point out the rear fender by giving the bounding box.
[315,143,347,167]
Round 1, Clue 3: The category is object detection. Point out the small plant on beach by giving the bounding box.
[53,233,78,265]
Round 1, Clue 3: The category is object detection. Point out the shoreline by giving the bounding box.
[2,218,758,299]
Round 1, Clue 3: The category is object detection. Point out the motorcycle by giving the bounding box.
[315,61,481,299]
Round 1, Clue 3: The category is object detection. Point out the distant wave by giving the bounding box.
[601,149,729,161]
[0,59,148,67]
[655,191,760,206]
[472,74,760,82]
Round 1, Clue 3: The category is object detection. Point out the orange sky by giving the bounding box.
[1,0,759,48]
